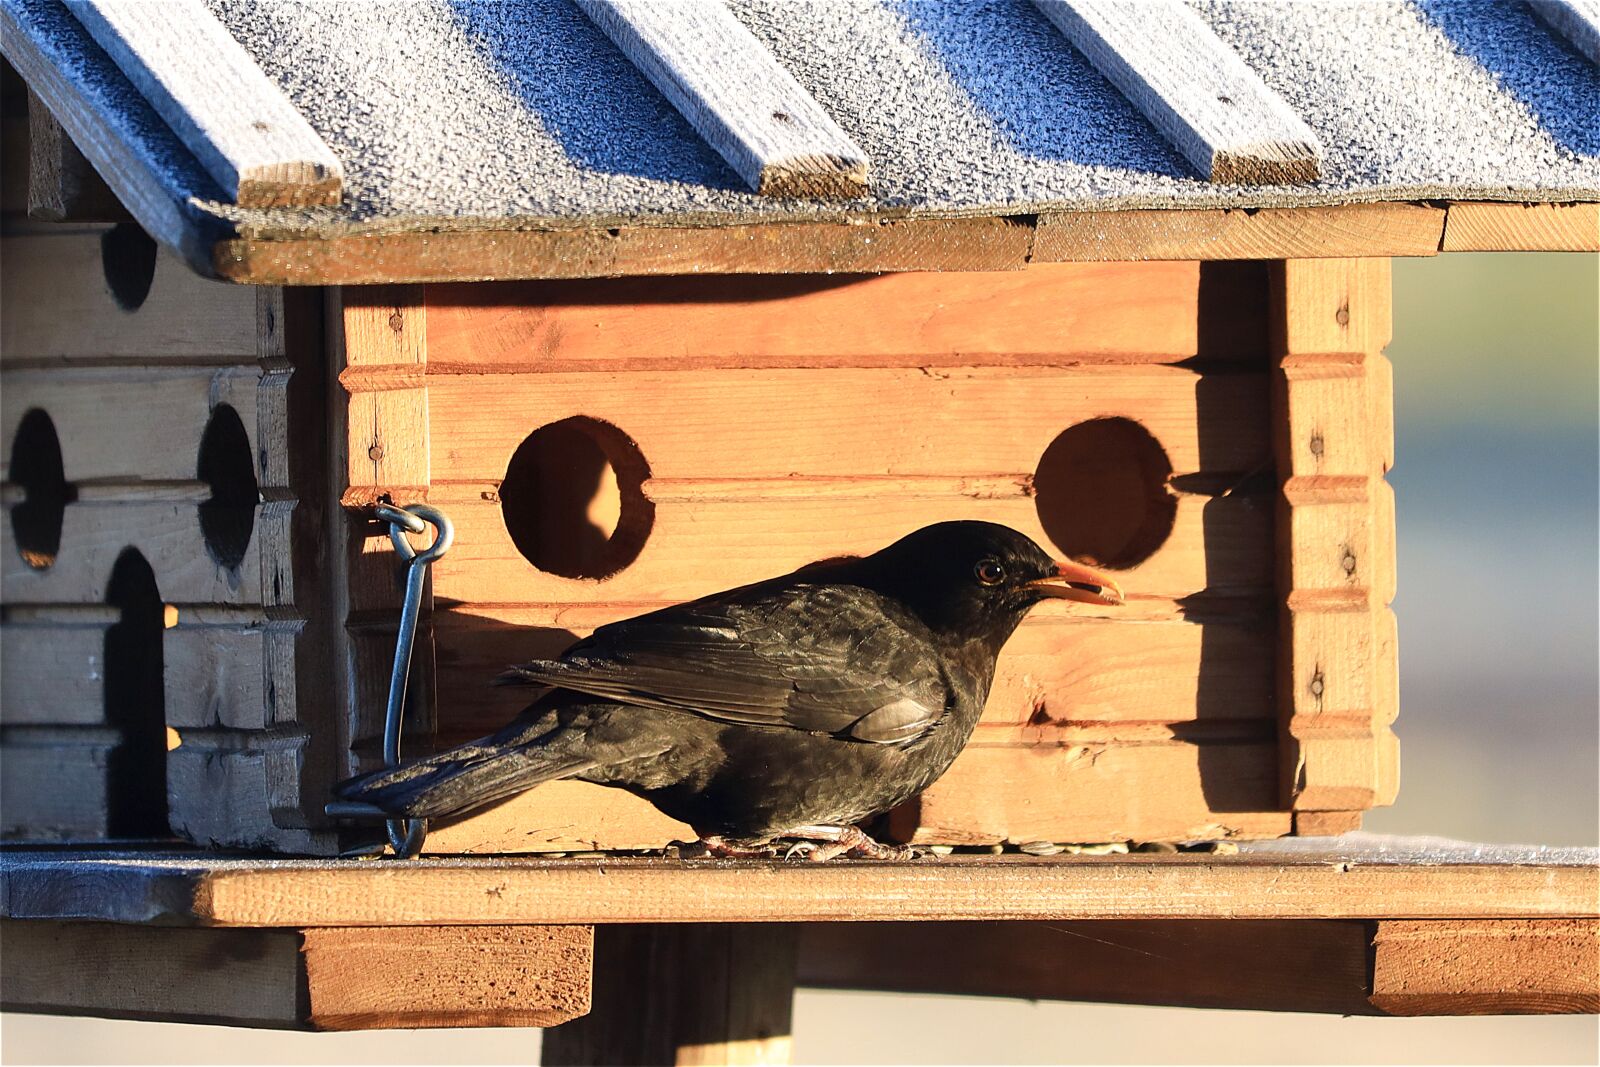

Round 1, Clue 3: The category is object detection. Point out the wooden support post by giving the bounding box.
[542,924,799,1066]
[1270,258,1399,821]
[0,920,594,1029]
[332,286,433,778]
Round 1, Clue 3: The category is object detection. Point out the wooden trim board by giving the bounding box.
[1030,0,1321,184]
[63,0,341,207]
[799,918,1600,1016]
[2,839,1594,927]
[575,0,867,198]
[0,919,593,1029]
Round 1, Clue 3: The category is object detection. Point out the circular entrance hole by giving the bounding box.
[8,408,76,570]
[196,404,259,571]
[100,222,158,312]
[500,416,653,580]
[1034,417,1176,569]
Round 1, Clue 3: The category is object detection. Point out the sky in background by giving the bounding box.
[5,252,1597,1066]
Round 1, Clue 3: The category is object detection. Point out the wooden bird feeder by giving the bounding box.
[2,0,1596,1052]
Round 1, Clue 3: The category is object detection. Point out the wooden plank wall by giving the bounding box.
[0,225,339,850]
[350,261,1300,851]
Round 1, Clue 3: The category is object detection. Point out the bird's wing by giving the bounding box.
[498,584,948,745]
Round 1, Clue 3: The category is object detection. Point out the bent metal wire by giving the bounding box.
[324,502,454,859]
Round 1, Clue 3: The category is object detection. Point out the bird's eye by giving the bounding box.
[974,559,1006,586]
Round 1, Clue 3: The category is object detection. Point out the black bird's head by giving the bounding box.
[859,521,1124,649]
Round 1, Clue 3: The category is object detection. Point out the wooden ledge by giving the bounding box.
[2,836,1594,928]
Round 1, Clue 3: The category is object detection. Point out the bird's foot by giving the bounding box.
[785,824,913,862]
[678,836,781,859]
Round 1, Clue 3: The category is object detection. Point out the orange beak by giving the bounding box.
[1026,560,1125,605]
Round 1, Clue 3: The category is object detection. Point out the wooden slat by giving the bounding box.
[424,780,693,855]
[422,260,1269,372]
[425,489,1270,608]
[418,366,1268,484]
[0,728,114,837]
[1371,919,1600,1016]
[209,202,1599,286]
[3,841,1594,926]
[0,230,257,363]
[799,920,1379,1014]
[0,501,262,604]
[64,0,341,207]
[1031,0,1321,184]
[575,0,865,198]
[432,608,1273,744]
[889,741,1289,845]
[543,924,796,1065]
[0,366,265,482]
[1441,201,1600,252]
[1530,0,1600,66]
[214,216,1035,284]
[26,88,128,222]
[1035,203,1446,262]
[0,920,593,1029]
[0,618,110,726]
[800,918,1600,1016]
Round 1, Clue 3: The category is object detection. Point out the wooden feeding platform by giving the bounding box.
[3,836,1597,1051]
[2,1,1598,1058]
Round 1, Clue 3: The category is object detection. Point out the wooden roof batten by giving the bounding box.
[1032,0,1324,185]
[61,0,342,208]
[576,0,869,199]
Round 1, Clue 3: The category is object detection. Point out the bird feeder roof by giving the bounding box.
[5,0,1598,282]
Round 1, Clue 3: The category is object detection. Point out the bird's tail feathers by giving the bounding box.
[334,737,593,819]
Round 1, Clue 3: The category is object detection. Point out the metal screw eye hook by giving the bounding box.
[372,502,454,858]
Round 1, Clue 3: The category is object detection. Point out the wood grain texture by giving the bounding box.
[1441,201,1600,252]
[0,230,256,363]
[1,365,264,480]
[1371,919,1600,1015]
[1035,203,1445,262]
[26,88,128,222]
[1530,0,1600,66]
[543,924,796,1065]
[0,1,214,268]
[424,780,694,855]
[208,202,1594,285]
[1271,259,1397,817]
[3,842,1593,926]
[0,728,115,837]
[800,920,1379,1015]
[1031,0,1321,183]
[421,260,1268,371]
[214,216,1034,284]
[417,365,1268,483]
[889,741,1289,845]
[576,0,865,198]
[64,0,341,207]
[423,489,1270,608]
[0,920,593,1029]
[338,286,429,501]
[300,925,593,1029]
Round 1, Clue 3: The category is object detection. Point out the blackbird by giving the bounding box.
[335,521,1123,859]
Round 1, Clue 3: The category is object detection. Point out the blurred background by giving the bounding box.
[3,251,1596,1065]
